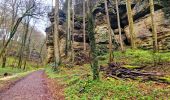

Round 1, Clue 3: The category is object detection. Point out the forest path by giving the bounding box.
[0,70,53,100]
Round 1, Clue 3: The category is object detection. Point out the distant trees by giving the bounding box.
[0,0,45,58]
[0,0,48,69]
[149,0,158,52]
[126,0,136,49]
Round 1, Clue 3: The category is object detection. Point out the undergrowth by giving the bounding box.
[45,63,170,99]
[45,49,170,99]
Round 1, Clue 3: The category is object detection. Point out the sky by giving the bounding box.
[32,0,53,36]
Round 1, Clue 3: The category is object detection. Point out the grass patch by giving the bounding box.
[113,49,170,65]
[0,56,41,78]
[0,67,25,78]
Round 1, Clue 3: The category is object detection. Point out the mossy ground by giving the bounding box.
[46,49,170,100]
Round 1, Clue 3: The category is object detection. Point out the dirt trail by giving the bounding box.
[0,70,53,100]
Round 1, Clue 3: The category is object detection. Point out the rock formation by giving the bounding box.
[46,0,170,63]
[93,0,170,50]
[46,9,66,63]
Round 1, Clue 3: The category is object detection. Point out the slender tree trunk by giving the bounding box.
[116,0,124,51]
[65,0,71,57]
[2,35,6,68]
[17,34,25,69]
[39,40,46,64]
[87,0,99,80]
[104,0,113,63]
[23,18,32,70]
[2,56,6,68]
[149,0,158,52]
[54,0,61,70]
[1,6,7,68]
[126,0,136,49]
[68,0,71,50]
[83,0,86,51]
[71,0,75,63]
[26,21,35,61]
[23,60,27,70]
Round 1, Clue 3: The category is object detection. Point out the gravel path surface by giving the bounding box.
[0,70,53,100]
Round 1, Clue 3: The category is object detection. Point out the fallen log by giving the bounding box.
[100,62,170,84]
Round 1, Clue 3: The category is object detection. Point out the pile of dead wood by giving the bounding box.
[100,62,170,84]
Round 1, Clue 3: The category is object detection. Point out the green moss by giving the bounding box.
[122,65,142,69]
[97,56,106,61]
[159,76,170,83]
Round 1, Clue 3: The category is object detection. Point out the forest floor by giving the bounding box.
[45,65,170,99]
[46,49,170,99]
[0,70,62,100]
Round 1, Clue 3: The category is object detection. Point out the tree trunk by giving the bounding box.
[87,0,99,80]
[71,0,75,63]
[23,18,32,70]
[116,0,124,51]
[126,0,136,49]
[65,0,71,57]
[54,0,61,70]
[83,0,86,51]
[149,0,158,52]
[2,35,6,68]
[39,40,46,65]
[1,5,7,68]
[104,0,113,63]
